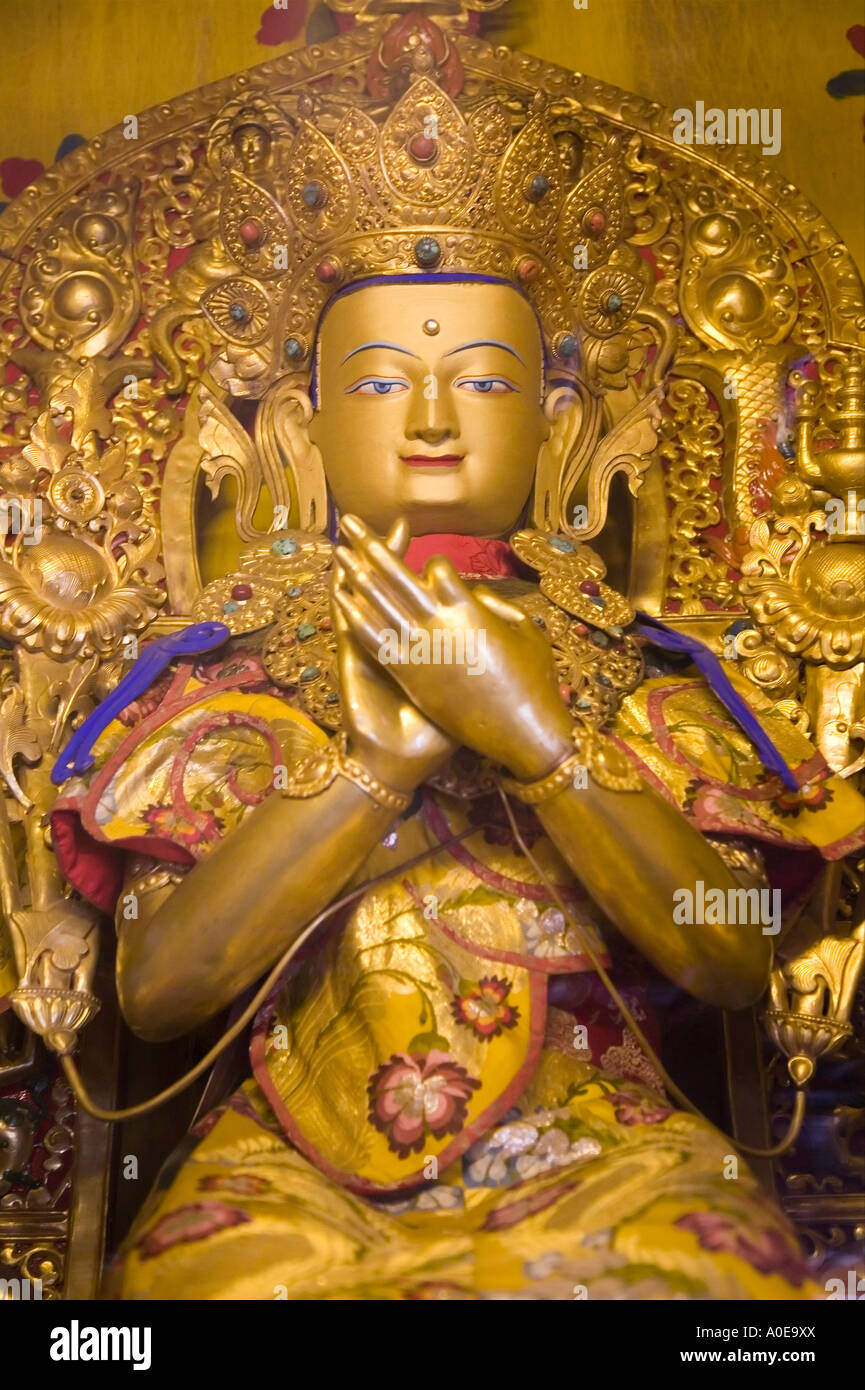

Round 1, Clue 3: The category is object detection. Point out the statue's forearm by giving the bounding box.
[118,771,403,1042]
[534,779,772,1008]
[510,707,772,1008]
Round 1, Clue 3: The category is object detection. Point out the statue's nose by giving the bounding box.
[412,423,453,444]
[403,375,461,445]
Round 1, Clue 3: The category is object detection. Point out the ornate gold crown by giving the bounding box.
[199,13,641,381]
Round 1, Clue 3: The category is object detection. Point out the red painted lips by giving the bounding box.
[400,454,464,467]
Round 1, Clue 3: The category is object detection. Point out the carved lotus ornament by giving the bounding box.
[740,513,865,667]
[0,529,164,658]
[10,987,101,1056]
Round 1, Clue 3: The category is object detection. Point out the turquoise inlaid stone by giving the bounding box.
[222,601,239,613]
[287,585,303,597]
[576,698,592,710]
[272,537,298,555]
[591,631,610,647]
[548,536,574,552]
[297,622,316,640]
[300,666,320,682]
[325,692,339,705]
[302,180,325,208]
[589,595,604,607]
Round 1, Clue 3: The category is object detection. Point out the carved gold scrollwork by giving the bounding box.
[729,627,801,702]
[0,1242,65,1299]
[19,186,142,359]
[679,189,798,354]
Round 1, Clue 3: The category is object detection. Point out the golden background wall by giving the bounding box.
[0,0,863,269]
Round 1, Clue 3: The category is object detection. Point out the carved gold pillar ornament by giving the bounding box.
[739,359,865,775]
[0,227,165,1061]
[765,923,865,1087]
[796,358,865,543]
[8,901,102,1057]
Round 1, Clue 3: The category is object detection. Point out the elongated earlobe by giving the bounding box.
[532,383,592,532]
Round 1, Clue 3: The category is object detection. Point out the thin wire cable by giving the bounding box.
[492,780,805,1159]
[62,826,479,1122]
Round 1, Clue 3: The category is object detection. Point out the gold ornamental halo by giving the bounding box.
[1,14,860,360]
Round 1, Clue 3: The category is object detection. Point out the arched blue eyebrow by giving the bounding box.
[341,341,420,363]
[444,339,525,364]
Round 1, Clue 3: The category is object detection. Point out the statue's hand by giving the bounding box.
[334,514,573,780]
[333,520,457,794]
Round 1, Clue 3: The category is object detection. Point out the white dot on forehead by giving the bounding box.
[422,319,440,335]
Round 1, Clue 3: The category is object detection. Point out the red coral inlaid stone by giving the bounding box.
[239,219,263,246]
[409,134,438,163]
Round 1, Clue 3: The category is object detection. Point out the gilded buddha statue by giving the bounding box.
[1,0,864,1302]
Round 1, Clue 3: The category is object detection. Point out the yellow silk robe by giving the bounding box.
[50,595,863,1300]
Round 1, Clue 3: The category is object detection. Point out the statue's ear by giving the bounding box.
[532,381,595,532]
[256,373,328,533]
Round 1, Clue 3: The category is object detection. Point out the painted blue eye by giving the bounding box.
[347,378,409,395]
[455,377,516,394]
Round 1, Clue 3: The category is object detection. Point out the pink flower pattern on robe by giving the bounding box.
[137,1202,251,1260]
[607,1089,673,1126]
[367,1050,480,1158]
[676,1211,808,1286]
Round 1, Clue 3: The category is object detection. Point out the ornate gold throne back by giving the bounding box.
[1,3,863,1296]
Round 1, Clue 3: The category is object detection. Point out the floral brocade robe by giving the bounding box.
[48,634,864,1300]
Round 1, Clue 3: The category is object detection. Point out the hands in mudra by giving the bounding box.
[332,514,574,786]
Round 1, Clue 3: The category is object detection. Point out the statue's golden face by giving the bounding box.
[309,280,551,536]
[232,124,269,173]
